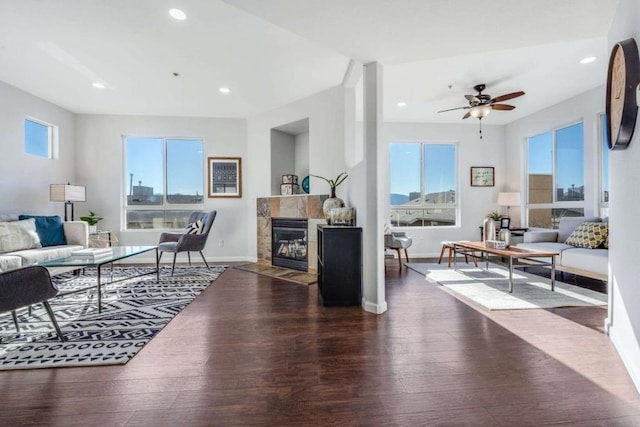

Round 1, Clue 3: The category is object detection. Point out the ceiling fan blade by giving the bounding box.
[491,104,516,111]
[437,106,469,113]
[462,112,471,119]
[464,94,480,103]
[491,91,525,103]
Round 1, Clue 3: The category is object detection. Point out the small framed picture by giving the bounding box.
[500,217,511,229]
[208,157,242,198]
[470,166,495,187]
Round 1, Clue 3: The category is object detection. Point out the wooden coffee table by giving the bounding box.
[452,241,559,293]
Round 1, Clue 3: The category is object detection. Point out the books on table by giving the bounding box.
[70,247,113,261]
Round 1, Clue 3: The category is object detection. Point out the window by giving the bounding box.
[125,137,204,230]
[389,142,456,227]
[526,122,584,228]
[25,118,56,158]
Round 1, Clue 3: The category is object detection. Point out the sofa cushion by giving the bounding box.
[0,219,42,253]
[565,222,608,249]
[0,255,23,272]
[516,242,575,264]
[557,216,601,243]
[18,214,67,247]
[562,248,608,277]
[10,245,82,266]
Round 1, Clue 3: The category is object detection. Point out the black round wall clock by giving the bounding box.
[606,38,640,150]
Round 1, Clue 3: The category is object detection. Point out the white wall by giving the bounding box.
[75,114,248,262]
[294,132,310,180]
[245,85,348,259]
[270,129,295,195]
[605,0,640,392]
[384,121,505,256]
[0,81,77,215]
[504,87,604,221]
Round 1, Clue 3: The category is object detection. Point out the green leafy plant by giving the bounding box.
[311,172,348,197]
[80,210,103,226]
[486,211,503,221]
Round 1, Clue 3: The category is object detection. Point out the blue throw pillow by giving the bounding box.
[18,215,67,247]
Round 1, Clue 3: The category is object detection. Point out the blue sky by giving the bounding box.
[126,137,203,196]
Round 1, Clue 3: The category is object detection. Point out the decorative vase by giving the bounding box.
[498,228,512,247]
[323,188,344,224]
[482,217,496,243]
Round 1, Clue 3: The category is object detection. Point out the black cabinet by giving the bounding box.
[317,225,362,306]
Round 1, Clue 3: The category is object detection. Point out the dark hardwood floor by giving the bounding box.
[1,260,639,426]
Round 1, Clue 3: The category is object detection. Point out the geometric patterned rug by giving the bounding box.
[0,265,226,370]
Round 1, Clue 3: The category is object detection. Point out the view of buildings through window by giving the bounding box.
[389,142,456,227]
[601,113,610,205]
[125,137,204,229]
[24,118,55,158]
[527,122,585,228]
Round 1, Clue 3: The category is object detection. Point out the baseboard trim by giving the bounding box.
[362,299,387,314]
[608,325,640,394]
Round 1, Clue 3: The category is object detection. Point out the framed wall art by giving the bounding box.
[470,166,495,187]
[208,157,242,198]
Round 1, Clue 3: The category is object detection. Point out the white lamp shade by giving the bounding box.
[50,184,86,202]
[469,104,491,118]
[497,191,521,207]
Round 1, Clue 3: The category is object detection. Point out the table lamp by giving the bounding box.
[50,183,86,221]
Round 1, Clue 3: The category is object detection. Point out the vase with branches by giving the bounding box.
[311,172,348,223]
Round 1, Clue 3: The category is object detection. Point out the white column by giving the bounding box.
[361,62,387,314]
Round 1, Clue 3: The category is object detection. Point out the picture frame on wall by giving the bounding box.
[470,166,495,187]
[208,157,242,198]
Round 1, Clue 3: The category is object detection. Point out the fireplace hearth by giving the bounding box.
[272,218,308,271]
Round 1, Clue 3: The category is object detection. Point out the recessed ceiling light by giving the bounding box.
[169,8,187,20]
[219,87,230,94]
[92,82,105,89]
[580,56,597,64]
[397,101,407,107]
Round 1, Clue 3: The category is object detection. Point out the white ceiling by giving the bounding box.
[0,0,617,125]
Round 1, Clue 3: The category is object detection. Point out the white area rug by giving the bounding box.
[405,263,607,310]
[0,266,226,370]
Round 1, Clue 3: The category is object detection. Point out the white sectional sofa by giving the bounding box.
[0,214,88,274]
[516,216,608,281]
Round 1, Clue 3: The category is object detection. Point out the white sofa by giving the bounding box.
[0,214,88,274]
[516,216,608,281]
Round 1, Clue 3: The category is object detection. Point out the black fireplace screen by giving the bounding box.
[272,218,308,271]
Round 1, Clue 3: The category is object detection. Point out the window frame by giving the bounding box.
[24,117,58,159]
[598,113,610,213]
[524,121,585,228]
[123,135,205,231]
[388,141,458,228]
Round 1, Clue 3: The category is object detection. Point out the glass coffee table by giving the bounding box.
[38,246,159,313]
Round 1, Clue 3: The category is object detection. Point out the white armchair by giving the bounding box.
[384,231,413,269]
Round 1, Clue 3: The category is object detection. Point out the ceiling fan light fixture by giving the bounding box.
[469,104,491,119]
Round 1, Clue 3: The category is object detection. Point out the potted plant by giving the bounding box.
[80,211,103,234]
[487,211,503,221]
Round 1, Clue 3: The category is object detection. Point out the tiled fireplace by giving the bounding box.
[257,195,327,273]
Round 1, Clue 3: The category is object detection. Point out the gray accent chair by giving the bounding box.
[384,231,413,269]
[0,265,64,341]
[158,211,217,276]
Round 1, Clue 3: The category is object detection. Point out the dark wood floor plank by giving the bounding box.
[0,261,638,426]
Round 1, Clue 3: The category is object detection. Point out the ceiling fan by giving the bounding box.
[438,84,525,138]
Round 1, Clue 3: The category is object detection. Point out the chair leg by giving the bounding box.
[171,253,177,276]
[158,251,163,263]
[404,248,410,264]
[395,248,402,269]
[11,310,19,333]
[471,251,478,267]
[447,247,453,268]
[199,251,210,270]
[438,245,447,264]
[464,250,469,264]
[187,252,192,266]
[42,301,64,342]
